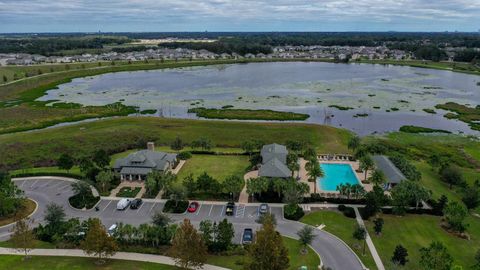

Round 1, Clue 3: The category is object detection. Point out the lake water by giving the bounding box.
[37,62,480,136]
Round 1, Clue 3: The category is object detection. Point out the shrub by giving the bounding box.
[283,204,304,221]
[68,193,99,209]
[177,151,192,160]
[337,204,346,212]
[163,199,189,214]
[388,154,421,181]
[342,207,356,219]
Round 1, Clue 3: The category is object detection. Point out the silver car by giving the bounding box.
[259,203,269,215]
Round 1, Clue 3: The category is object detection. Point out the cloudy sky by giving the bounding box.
[0,0,479,33]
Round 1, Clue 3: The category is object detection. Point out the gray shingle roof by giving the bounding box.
[259,158,292,178]
[114,150,177,173]
[372,155,406,184]
[261,143,288,165]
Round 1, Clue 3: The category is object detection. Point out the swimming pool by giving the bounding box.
[318,163,361,191]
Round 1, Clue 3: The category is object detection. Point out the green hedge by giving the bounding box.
[68,193,100,209]
[163,200,189,214]
[11,171,83,179]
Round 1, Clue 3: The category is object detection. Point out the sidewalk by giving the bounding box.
[0,247,229,270]
[353,207,385,270]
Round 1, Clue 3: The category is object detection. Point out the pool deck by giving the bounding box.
[299,158,373,195]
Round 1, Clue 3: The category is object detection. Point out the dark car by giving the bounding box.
[187,201,199,213]
[259,203,269,215]
[130,198,143,209]
[225,202,235,216]
[242,228,253,245]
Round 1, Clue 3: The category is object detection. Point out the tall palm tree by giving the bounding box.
[359,155,375,181]
[368,169,386,187]
[307,164,324,194]
[348,136,361,152]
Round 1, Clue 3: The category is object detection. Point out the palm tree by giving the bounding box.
[359,155,375,181]
[368,169,386,187]
[307,164,324,194]
[351,184,366,199]
[71,181,91,206]
[348,136,361,152]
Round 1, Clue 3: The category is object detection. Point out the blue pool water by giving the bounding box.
[318,163,361,191]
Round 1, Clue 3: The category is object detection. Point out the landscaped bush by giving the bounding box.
[11,171,83,179]
[177,151,192,160]
[304,193,366,204]
[68,193,99,209]
[283,204,304,221]
[116,187,141,198]
[163,199,189,213]
[337,204,347,212]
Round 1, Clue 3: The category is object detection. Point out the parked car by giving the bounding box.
[130,198,143,209]
[116,198,131,210]
[187,201,199,213]
[226,202,235,216]
[107,224,117,236]
[259,203,269,215]
[242,228,253,245]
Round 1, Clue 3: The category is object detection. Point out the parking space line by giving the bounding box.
[208,205,213,216]
[20,181,26,188]
[195,203,203,216]
[137,201,146,212]
[30,180,39,189]
[102,201,112,212]
[58,184,71,191]
[219,205,225,217]
[148,202,157,214]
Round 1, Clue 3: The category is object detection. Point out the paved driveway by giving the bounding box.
[1,177,365,270]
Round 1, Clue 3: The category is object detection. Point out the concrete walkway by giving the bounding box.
[353,207,385,270]
[0,247,229,270]
[240,170,258,203]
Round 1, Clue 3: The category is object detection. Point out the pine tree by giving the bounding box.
[81,218,118,264]
[245,215,289,270]
[10,217,35,259]
[169,219,207,269]
[391,245,408,266]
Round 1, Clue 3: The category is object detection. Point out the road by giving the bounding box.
[1,177,366,270]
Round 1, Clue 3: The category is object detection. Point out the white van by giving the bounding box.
[116,198,131,210]
[107,224,117,236]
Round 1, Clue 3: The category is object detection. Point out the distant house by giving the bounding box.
[258,143,292,178]
[113,142,177,181]
[372,155,406,190]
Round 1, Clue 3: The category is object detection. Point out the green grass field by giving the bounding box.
[300,210,378,270]
[365,214,480,269]
[189,107,310,121]
[0,117,351,171]
[0,255,181,270]
[176,154,249,181]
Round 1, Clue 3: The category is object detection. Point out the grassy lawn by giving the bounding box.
[0,240,55,249]
[0,255,181,270]
[300,210,378,270]
[0,199,36,226]
[365,214,480,269]
[176,154,249,181]
[0,117,351,171]
[116,187,141,198]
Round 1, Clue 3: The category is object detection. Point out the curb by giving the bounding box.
[0,198,39,230]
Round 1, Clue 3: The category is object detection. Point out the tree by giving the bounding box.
[287,153,300,178]
[285,140,305,153]
[10,217,35,258]
[151,211,171,227]
[2,75,7,83]
[199,220,215,250]
[222,175,244,199]
[171,136,184,151]
[368,169,386,187]
[216,218,235,251]
[244,215,289,270]
[71,181,92,208]
[351,184,366,199]
[391,245,408,266]
[191,137,212,151]
[81,218,118,264]
[297,225,316,254]
[169,219,207,270]
[93,150,110,169]
[307,161,323,194]
[182,174,196,197]
[0,172,23,217]
[95,170,114,194]
[353,225,367,255]
[196,172,220,194]
[44,203,66,230]
[364,186,388,218]
[241,141,255,157]
[348,136,361,152]
[475,249,480,269]
[444,201,468,233]
[419,241,453,270]
[283,180,309,205]
[360,155,375,180]
[57,153,74,173]
[462,182,480,209]
[168,185,187,207]
[303,147,317,161]
[391,181,431,215]
[373,218,384,235]
[440,166,465,189]
[145,172,159,196]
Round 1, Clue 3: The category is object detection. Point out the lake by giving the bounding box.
[37,62,480,136]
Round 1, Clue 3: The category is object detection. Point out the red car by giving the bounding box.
[187,201,199,213]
